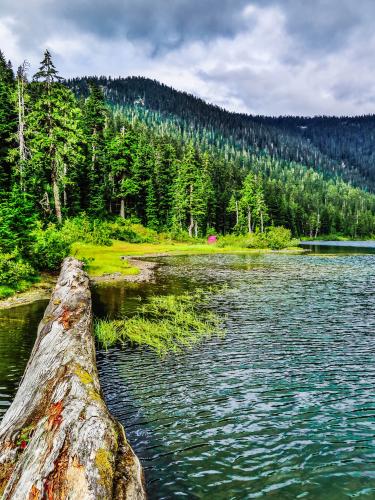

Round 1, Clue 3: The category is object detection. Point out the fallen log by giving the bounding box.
[0,257,146,499]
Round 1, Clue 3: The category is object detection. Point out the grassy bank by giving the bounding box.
[72,239,303,277]
[0,216,302,305]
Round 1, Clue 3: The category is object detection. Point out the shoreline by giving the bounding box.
[0,248,305,311]
[90,257,159,284]
[0,274,57,311]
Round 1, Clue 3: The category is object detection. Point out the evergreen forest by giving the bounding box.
[1,49,375,297]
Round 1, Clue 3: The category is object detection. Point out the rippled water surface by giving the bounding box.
[96,253,375,499]
[0,250,374,499]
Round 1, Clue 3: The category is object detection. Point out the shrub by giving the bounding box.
[63,216,159,245]
[107,219,158,243]
[216,233,266,249]
[0,285,16,299]
[0,188,38,255]
[30,225,71,271]
[0,252,35,288]
[263,226,293,250]
[61,217,112,246]
[89,220,112,246]
[216,227,294,250]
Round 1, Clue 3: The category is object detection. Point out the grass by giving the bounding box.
[94,291,224,354]
[72,239,303,277]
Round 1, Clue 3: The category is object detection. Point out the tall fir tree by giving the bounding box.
[83,83,108,216]
[27,51,82,222]
[0,50,16,193]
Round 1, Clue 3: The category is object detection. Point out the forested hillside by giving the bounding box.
[67,76,375,191]
[1,49,375,298]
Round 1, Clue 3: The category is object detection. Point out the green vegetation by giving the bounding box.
[0,253,37,298]
[0,48,374,299]
[216,227,299,250]
[95,292,224,354]
[68,76,375,192]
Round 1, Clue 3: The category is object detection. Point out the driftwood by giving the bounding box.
[0,257,146,499]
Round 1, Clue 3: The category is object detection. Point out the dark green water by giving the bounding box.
[0,300,47,417]
[95,252,375,499]
[1,250,375,498]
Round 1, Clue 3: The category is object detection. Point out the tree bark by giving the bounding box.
[63,163,67,208]
[247,208,252,234]
[52,171,63,224]
[120,198,125,219]
[314,211,320,238]
[0,258,146,499]
[17,71,27,190]
[188,216,194,238]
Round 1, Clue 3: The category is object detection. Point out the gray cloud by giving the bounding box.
[1,0,375,115]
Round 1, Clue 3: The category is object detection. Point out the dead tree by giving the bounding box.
[0,258,146,499]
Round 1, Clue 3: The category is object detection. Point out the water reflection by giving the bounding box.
[0,300,47,417]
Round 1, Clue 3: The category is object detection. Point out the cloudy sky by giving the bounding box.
[0,0,374,116]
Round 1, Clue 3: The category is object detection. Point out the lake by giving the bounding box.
[1,244,374,498]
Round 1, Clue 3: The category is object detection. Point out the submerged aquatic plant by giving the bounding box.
[94,290,225,355]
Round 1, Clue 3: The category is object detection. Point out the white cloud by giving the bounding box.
[1,1,375,116]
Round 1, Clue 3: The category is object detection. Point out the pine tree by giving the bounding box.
[0,51,16,192]
[107,126,141,218]
[33,50,62,84]
[27,51,83,222]
[253,177,268,233]
[83,83,108,216]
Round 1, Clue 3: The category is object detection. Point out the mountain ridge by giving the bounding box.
[66,75,375,191]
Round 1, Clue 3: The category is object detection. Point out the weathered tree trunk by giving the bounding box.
[120,198,125,219]
[188,216,194,238]
[16,66,27,190]
[52,171,63,224]
[194,220,198,238]
[247,208,252,234]
[0,258,146,499]
[63,163,67,208]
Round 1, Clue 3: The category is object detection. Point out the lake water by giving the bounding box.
[300,240,375,254]
[1,245,375,499]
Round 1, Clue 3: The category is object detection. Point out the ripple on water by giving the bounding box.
[96,253,375,499]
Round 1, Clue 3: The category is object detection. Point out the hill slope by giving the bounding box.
[67,76,375,191]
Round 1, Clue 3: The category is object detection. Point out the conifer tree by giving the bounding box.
[0,50,16,192]
[28,51,82,222]
[83,83,108,216]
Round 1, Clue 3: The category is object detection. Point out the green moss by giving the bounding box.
[95,448,113,488]
[74,366,93,385]
[88,389,102,402]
